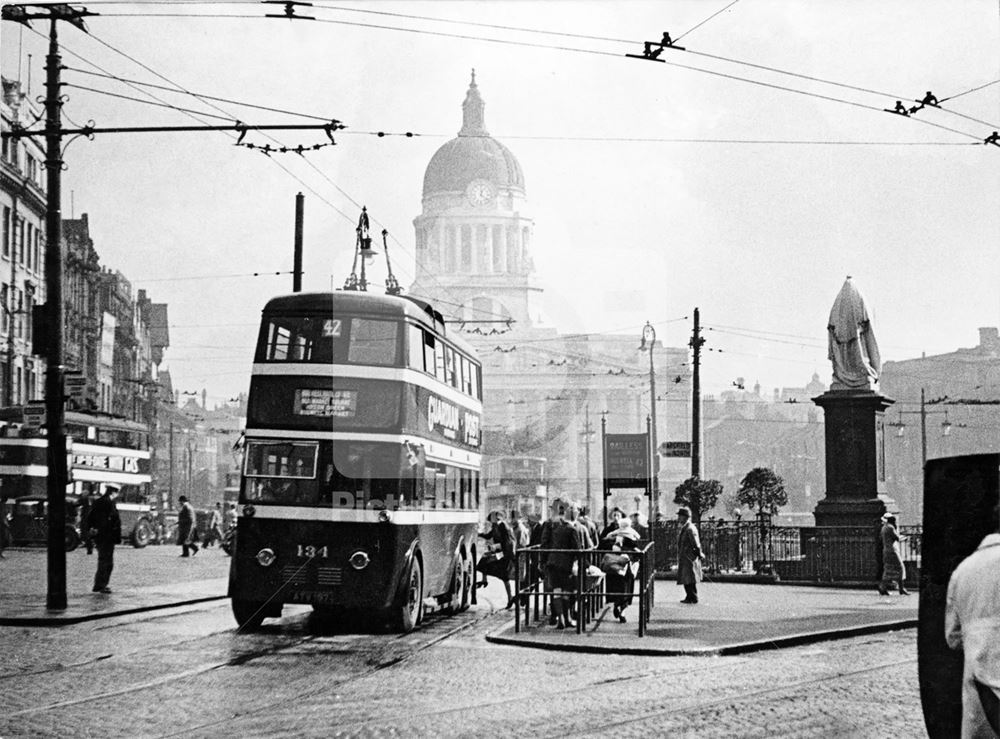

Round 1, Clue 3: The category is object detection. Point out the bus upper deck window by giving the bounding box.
[423,331,436,376]
[407,325,424,371]
[348,319,398,366]
[443,347,456,387]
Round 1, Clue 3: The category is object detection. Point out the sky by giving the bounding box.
[2,0,998,406]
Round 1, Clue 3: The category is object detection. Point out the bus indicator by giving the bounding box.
[294,388,357,417]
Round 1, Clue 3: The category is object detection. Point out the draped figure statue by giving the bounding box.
[827,278,881,391]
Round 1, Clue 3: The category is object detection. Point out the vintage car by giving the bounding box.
[10,494,83,551]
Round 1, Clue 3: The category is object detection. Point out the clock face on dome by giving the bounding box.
[466,180,496,206]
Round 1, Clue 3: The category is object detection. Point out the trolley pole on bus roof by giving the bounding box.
[293,192,304,292]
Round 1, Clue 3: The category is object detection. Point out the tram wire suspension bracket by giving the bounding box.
[234,119,343,154]
[884,91,940,117]
[262,1,315,21]
[625,32,686,62]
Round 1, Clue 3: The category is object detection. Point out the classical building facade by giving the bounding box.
[409,73,690,519]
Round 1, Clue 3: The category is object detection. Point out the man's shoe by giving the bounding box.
[899,588,911,596]
[95,587,111,594]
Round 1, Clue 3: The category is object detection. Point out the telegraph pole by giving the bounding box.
[580,404,593,519]
[690,307,704,479]
[292,192,304,292]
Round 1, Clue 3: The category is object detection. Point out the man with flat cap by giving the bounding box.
[676,507,704,604]
[88,483,121,593]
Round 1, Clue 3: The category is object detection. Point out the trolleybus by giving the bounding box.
[229,292,483,631]
[0,410,155,547]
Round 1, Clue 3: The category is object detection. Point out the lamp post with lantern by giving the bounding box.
[639,321,659,526]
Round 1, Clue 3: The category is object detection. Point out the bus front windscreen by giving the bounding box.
[241,441,413,509]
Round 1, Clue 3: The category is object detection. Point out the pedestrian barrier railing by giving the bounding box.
[653,520,922,586]
[513,541,656,637]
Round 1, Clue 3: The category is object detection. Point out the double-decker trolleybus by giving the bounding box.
[0,410,155,547]
[229,291,483,631]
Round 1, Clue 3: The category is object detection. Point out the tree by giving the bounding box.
[673,476,724,523]
[736,467,788,517]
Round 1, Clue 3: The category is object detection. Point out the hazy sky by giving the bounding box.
[2,1,998,405]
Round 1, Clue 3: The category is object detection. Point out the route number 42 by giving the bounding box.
[297,544,329,558]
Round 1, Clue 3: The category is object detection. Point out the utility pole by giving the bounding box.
[640,322,659,523]
[168,421,174,509]
[580,404,593,518]
[292,192,303,292]
[690,307,704,479]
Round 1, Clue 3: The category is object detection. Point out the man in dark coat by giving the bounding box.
[676,507,703,604]
[545,500,582,629]
[177,495,199,557]
[88,484,121,593]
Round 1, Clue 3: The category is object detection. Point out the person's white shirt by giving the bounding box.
[946,533,1000,738]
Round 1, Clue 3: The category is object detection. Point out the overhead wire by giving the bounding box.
[674,0,742,43]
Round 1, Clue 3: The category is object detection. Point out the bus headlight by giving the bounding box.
[243,505,256,518]
[377,509,391,523]
[256,548,276,567]
[349,551,371,570]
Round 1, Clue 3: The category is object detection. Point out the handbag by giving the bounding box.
[600,553,629,577]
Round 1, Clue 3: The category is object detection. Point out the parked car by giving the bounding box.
[10,494,82,551]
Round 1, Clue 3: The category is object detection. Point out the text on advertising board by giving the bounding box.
[427,395,480,447]
[72,453,141,474]
[604,432,649,488]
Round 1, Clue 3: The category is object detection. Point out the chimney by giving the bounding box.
[1,79,21,107]
[978,327,999,352]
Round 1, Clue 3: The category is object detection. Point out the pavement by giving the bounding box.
[1,546,920,660]
[0,543,231,626]
[486,580,919,655]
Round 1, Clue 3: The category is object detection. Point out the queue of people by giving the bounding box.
[476,500,661,628]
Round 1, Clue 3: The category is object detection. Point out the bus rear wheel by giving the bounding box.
[395,559,423,633]
[130,520,152,548]
[232,599,267,631]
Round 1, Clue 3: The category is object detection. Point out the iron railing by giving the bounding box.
[514,541,656,637]
[653,520,921,586]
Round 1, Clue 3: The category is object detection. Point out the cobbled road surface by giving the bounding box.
[0,581,925,738]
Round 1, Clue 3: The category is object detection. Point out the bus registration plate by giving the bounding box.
[287,590,338,605]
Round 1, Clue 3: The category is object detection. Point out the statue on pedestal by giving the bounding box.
[827,277,881,391]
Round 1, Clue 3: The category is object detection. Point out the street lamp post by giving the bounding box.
[888,388,953,468]
[580,404,595,519]
[640,322,659,525]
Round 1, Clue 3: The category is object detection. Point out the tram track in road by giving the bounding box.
[564,655,920,738]
[307,653,757,732]
[151,597,504,739]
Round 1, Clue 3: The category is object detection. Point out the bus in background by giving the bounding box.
[0,410,155,547]
[229,292,483,631]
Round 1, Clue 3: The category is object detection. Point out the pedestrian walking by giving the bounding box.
[946,506,1000,738]
[88,484,121,593]
[79,489,96,555]
[224,502,238,534]
[878,514,909,596]
[177,496,199,557]
[600,517,640,623]
[544,499,581,629]
[676,507,704,604]
[206,503,223,547]
[477,510,515,609]
[578,506,599,548]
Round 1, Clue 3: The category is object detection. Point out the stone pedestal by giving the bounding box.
[812,389,898,527]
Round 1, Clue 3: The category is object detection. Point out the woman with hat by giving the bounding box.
[878,514,909,595]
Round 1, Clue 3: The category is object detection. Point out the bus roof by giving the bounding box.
[261,292,479,358]
[0,408,148,433]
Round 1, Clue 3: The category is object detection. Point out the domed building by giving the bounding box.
[409,73,690,520]
[411,71,542,327]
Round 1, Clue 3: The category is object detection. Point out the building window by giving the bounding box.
[24,223,32,271]
[0,285,7,335]
[1,206,8,259]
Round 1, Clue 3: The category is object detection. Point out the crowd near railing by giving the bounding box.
[514,542,656,637]
[653,520,921,586]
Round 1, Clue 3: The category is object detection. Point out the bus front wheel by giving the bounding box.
[396,558,423,633]
[232,599,267,631]
[64,525,80,552]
